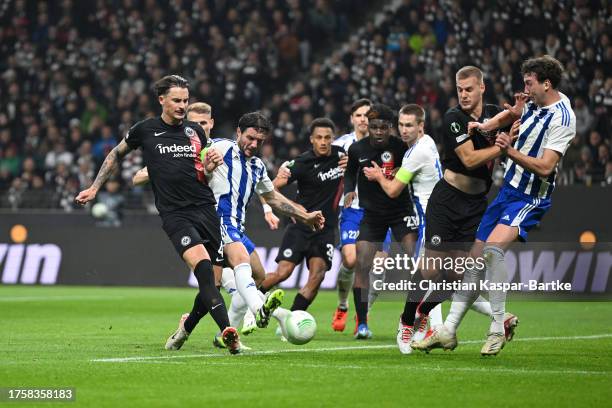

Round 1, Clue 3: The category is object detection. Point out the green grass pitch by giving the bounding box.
[1,285,611,407]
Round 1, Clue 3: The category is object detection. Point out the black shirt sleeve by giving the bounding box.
[287,157,304,185]
[124,119,146,150]
[443,110,470,151]
[344,143,358,194]
[189,121,209,146]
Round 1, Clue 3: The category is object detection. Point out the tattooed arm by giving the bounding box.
[75,139,132,205]
[260,190,325,231]
[258,194,280,230]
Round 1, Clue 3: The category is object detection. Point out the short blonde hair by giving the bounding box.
[187,102,212,115]
[456,66,483,83]
[399,104,426,124]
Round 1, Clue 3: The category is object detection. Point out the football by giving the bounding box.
[91,202,109,219]
[284,310,317,345]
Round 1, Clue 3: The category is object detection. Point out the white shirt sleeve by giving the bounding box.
[255,162,274,195]
[401,145,427,174]
[211,139,233,156]
[543,112,576,155]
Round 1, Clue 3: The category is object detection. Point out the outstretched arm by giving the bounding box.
[75,139,132,205]
[259,194,280,230]
[471,93,528,134]
[260,190,325,231]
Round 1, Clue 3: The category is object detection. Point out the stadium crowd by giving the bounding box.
[0,0,610,211]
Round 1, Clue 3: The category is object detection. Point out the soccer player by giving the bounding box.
[133,102,279,275]
[396,66,521,353]
[135,112,324,349]
[259,118,346,313]
[362,104,443,352]
[206,112,324,340]
[133,104,279,340]
[330,99,370,331]
[75,75,241,354]
[345,103,418,339]
[414,55,575,355]
[330,99,393,333]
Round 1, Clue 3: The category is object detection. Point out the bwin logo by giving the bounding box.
[318,167,343,182]
[1,244,62,284]
[156,144,197,154]
[1,225,62,284]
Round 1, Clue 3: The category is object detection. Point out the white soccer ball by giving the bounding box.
[284,310,316,345]
[91,202,108,218]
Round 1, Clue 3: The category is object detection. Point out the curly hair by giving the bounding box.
[238,111,271,134]
[521,55,564,89]
[366,103,394,123]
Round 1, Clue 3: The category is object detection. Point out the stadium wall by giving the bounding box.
[0,187,610,294]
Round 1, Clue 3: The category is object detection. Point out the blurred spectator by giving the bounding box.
[44,139,73,171]
[92,126,117,164]
[95,180,125,227]
[0,144,22,177]
[0,0,609,211]
[20,175,53,209]
[574,97,593,137]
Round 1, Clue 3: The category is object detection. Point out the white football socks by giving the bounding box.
[445,263,483,334]
[484,246,507,334]
[428,303,443,327]
[271,307,290,337]
[471,295,493,316]
[234,262,264,314]
[337,264,354,309]
[221,267,248,328]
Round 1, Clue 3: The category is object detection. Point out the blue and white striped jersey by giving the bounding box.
[332,131,360,209]
[504,93,575,199]
[207,138,274,231]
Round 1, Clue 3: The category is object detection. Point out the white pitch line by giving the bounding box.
[91,344,395,363]
[92,359,609,376]
[91,333,612,364]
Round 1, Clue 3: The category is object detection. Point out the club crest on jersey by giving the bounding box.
[184,126,195,138]
[381,151,392,162]
[450,122,461,134]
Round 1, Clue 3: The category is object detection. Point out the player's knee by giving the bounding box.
[342,251,356,269]
[193,259,214,285]
[483,245,504,266]
[277,266,293,281]
[252,271,264,286]
[309,268,326,283]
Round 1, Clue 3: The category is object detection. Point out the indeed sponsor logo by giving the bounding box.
[156,144,197,154]
[318,167,343,182]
